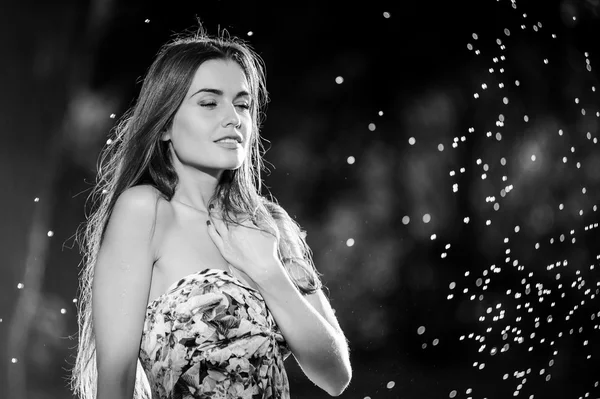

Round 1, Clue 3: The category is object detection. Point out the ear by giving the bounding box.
[161,127,171,142]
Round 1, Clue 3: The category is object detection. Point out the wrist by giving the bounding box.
[253,260,289,291]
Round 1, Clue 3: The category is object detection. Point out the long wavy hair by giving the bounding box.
[69,29,323,399]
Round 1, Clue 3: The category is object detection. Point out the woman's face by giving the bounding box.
[164,59,252,174]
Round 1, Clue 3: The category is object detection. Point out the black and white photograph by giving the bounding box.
[1,0,599,398]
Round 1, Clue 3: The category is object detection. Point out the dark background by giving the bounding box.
[1,0,600,398]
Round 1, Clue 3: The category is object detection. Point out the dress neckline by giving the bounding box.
[146,268,261,310]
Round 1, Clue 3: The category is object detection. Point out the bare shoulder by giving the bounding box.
[108,185,173,257]
[111,184,173,226]
[113,184,162,212]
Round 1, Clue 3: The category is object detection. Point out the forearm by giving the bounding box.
[257,267,351,396]
[96,361,136,399]
[96,379,134,399]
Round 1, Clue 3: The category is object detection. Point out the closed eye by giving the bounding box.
[200,102,249,111]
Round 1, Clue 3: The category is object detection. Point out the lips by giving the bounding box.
[214,134,243,144]
[215,140,241,149]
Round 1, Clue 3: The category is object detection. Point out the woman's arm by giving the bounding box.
[92,186,157,399]
[255,265,352,396]
[206,210,352,396]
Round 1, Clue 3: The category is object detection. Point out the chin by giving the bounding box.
[201,151,246,172]
[220,157,246,171]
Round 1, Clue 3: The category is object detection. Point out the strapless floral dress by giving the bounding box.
[139,268,291,399]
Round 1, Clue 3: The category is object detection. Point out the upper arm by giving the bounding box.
[92,185,159,396]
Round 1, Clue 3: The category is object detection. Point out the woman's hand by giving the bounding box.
[206,205,282,284]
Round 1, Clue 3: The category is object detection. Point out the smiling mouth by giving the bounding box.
[215,138,241,144]
[215,140,242,149]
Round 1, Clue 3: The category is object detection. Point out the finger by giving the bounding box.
[206,220,223,247]
[209,211,229,238]
[206,219,219,236]
[209,203,230,230]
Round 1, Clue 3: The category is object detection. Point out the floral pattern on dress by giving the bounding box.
[139,268,291,399]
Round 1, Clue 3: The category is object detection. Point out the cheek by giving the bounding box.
[174,113,213,140]
[243,129,254,150]
[170,119,212,158]
[242,116,253,135]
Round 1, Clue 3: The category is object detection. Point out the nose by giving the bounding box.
[222,104,242,128]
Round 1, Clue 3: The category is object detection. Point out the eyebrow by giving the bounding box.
[190,88,250,99]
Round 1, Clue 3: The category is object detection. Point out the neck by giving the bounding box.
[169,146,223,212]
[171,198,209,214]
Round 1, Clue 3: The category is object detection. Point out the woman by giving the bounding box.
[69,29,352,399]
